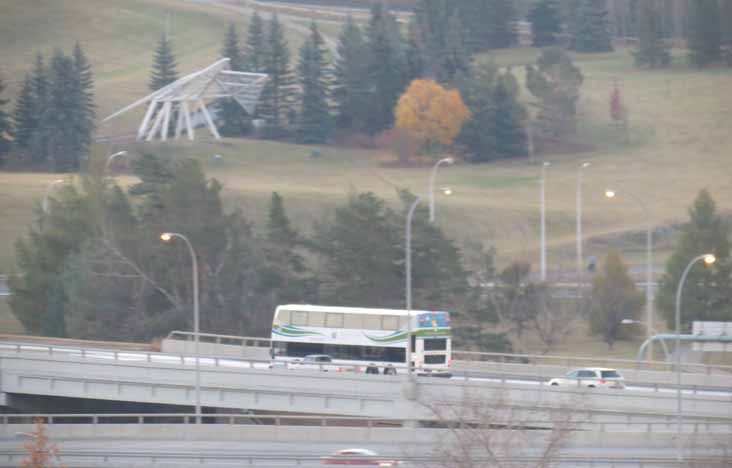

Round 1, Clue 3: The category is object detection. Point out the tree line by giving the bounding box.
[0,44,95,171]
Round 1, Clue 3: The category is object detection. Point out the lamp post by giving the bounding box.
[160,232,201,423]
[42,179,66,213]
[620,319,670,363]
[606,189,654,359]
[428,157,454,223]
[674,253,716,462]
[405,197,421,380]
[104,150,128,172]
[540,161,550,282]
[576,162,591,296]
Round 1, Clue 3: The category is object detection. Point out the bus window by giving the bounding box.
[275,309,290,325]
[362,315,381,330]
[326,313,344,328]
[292,311,308,326]
[423,339,447,351]
[308,311,325,327]
[381,316,398,330]
[425,355,446,364]
[343,314,363,329]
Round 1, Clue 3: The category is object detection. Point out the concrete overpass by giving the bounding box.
[1,341,731,425]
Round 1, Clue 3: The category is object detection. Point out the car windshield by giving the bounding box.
[601,370,621,378]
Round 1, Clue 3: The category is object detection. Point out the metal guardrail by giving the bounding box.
[2,413,732,434]
[163,330,732,376]
[3,341,732,400]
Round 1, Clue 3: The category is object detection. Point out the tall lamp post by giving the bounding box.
[42,179,66,213]
[160,232,201,423]
[606,189,654,358]
[104,150,128,173]
[576,162,591,296]
[428,157,454,223]
[620,319,670,363]
[540,161,550,282]
[674,253,716,462]
[405,197,421,381]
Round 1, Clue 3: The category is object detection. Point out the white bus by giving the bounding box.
[270,304,452,375]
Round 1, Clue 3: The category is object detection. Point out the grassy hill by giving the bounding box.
[2,2,732,357]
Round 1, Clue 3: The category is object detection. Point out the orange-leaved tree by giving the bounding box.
[395,79,470,154]
[21,418,65,468]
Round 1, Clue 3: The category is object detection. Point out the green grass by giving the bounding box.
[3,5,732,356]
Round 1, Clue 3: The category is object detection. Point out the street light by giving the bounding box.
[160,232,201,423]
[104,150,128,172]
[576,162,591,296]
[428,157,454,222]
[620,319,670,363]
[674,253,716,462]
[540,161,551,282]
[405,197,421,381]
[42,179,66,213]
[606,189,655,359]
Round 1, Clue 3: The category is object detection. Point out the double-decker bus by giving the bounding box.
[270,304,452,375]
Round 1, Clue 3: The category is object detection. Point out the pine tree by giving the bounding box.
[493,73,528,159]
[257,14,296,136]
[296,22,331,143]
[29,53,50,167]
[332,16,371,132]
[574,0,614,53]
[243,11,267,72]
[455,0,489,52]
[0,76,11,158]
[404,16,426,83]
[221,22,243,71]
[590,251,643,349]
[42,49,85,172]
[723,0,732,66]
[439,12,470,84]
[489,0,518,49]
[72,43,96,151]
[216,23,251,136]
[13,74,36,149]
[528,0,563,47]
[632,2,671,68]
[149,35,178,91]
[365,3,407,134]
[657,190,732,329]
[687,0,722,67]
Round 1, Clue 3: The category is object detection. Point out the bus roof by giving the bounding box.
[275,304,449,318]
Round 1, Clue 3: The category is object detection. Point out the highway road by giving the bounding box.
[2,342,730,398]
[1,438,729,467]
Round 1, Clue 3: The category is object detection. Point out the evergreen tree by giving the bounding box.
[332,16,371,132]
[296,22,331,143]
[657,190,732,329]
[72,43,96,151]
[257,14,296,136]
[243,11,267,72]
[404,16,426,83]
[364,3,407,134]
[216,23,251,136]
[221,22,243,70]
[687,0,722,67]
[149,35,178,91]
[525,48,584,150]
[13,74,36,148]
[589,251,643,349]
[439,12,470,83]
[29,53,50,166]
[492,73,528,159]
[456,61,499,163]
[574,0,614,52]
[489,0,518,49]
[723,0,732,66]
[0,76,11,159]
[528,0,563,47]
[632,2,671,68]
[42,49,87,171]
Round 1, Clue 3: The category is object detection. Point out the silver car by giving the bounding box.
[548,367,625,389]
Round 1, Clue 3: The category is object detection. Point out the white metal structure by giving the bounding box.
[102,58,267,142]
[270,305,452,373]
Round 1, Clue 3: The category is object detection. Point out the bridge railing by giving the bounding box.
[2,340,732,394]
[2,413,732,434]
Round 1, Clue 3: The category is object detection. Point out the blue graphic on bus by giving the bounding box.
[417,311,450,328]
